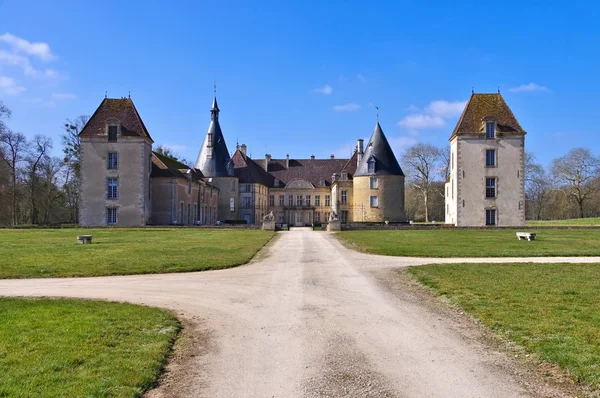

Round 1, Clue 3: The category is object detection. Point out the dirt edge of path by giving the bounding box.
[373,267,593,398]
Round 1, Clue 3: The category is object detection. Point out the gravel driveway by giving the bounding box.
[2,228,597,397]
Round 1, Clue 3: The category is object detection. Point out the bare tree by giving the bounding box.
[0,130,28,225]
[401,143,444,222]
[155,144,192,167]
[26,135,52,224]
[61,115,89,223]
[551,147,600,218]
[524,152,551,220]
[0,100,10,134]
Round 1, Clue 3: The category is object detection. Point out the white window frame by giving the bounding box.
[106,207,117,225]
[315,195,321,207]
[107,178,118,200]
[485,177,497,198]
[485,149,496,167]
[370,195,378,207]
[325,195,331,207]
[485,122,495,139]
[107,152,118,169]
[486,208,497,226]
[370,177,378,189]
[341,190,348,205]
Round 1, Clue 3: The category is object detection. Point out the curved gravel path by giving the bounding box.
[1,228,598,397]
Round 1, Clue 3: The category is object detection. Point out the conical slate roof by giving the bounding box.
[355,122,404,177]
[194,96,234,177]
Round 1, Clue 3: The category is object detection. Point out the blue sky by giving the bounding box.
[0,0,598,167]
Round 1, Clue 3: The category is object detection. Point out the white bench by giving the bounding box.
[516,232,536,241]
[77,235,93,244]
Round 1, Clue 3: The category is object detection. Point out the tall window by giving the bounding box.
[279,195,284,207]
[341,172,348,180]
[108,125,118,142]
[288,195,293,206]
[368,158,376,174]
[325,195,331,207]
[106,208,117,225]
[341,190,348,205]
[485,122,495,139]
[269,195,274,207]
[231,181,236,191]
[107,152,118,169]
[315,212,321,222]
[179,202,184,223]
[486,149,496,167]
[296,195,303,207]
[315,195,321,207]
[306,195,311,206]
[341,210,348,223]
[486,177,496,198]
[486,209,497,225]
[107,178,118,199]
[370,195,378,207]
[370,177,378,189]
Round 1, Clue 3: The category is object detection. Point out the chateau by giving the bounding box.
[445,93,526,226]
[79,95,407,227]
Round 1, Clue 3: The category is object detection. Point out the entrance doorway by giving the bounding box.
[294,212,303,227]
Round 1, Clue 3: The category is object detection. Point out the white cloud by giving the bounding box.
[0,49,60,79]
[333,103,361,112]
[51,93,76,100]
[398,99,467,130]
[356,73,365,82]
[0,75,26,95]
[315,84,333,95]
[509,82,550,93]
[398,114,445,129]
[425,100,467,118]
[0,33,56,61]
[389,136,419,156]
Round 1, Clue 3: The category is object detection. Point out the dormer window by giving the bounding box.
[367,157,376,174]
[341,172,348,180]
[274,178,280,187]
[485,121,495,139]
[319,178,326,186]
[108,125,118,142]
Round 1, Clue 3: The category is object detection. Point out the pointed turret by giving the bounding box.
[194,95,234,177]
[354,122,404,176]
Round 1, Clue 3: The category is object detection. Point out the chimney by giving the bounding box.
[311,155,315,160]
[264,153,271,171]
[285,154,290,169]
[357,139,364,164]
[240,144,247,156]
[330,154,335,159]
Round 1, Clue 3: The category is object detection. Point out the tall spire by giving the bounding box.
[195,92,233,177]
[211,84,220,121]
[354,122,404,177]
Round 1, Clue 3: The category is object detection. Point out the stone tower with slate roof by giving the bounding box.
[352,122,406,222]
[445,93,526,226]
[195,95,240,221]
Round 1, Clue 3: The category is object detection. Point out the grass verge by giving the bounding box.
[408,263,600,389]
[339,229,600,257]
[0,228,274,278]
[0,298,179,397]
[526,217,600,226]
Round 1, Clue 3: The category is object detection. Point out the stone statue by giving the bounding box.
[263,211,275,222]
[328,212,339,222]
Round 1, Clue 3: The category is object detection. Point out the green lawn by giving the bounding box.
[527,217,600,226]
[0,228,274,278]
[409,263,600,389]
[0,298,179,397]
[339,229,600,257]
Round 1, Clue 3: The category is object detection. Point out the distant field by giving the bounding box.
[0,298,178,397]
[0,228,274,278]
[339,229,600,257]
[409,263,600,389]
[526,217,600,226]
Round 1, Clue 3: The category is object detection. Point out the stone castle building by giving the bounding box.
[79,94,407,226]
[445,93,526,226]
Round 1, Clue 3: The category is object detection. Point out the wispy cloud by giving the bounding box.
[398,99,466,130]
[51,93,76,100]
[509,82,550,93]
[0,33,56,61]
[356,73,365,82]
[389,136,419,156]
[0,75,26,95]
[0,49,59,79]
[333,103,361,112]
[314,84,333,95]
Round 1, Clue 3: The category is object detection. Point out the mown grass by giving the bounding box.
[0,298,179,397]
[0,228,274,278]
[409,263,600,389]
[339,229,600,257]
[527,217,600,226]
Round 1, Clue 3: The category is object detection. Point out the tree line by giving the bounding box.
[400,143,600,222]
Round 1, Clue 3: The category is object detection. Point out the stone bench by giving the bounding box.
[77,235,93,244]
[516,232,536,241]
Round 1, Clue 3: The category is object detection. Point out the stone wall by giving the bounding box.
[352,175,406,222]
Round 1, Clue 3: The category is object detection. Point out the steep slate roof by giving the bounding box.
[79,98,153,141]
[232,150,274,186]
[267,154,357,188]
[355,122,404,177]
[451,93,525,139]
[194,96,234,177]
